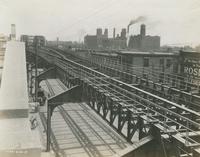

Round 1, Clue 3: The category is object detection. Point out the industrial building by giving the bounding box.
[47,40,73,48]
[84,35,98,48]
[84,24,160,51]
[84,28,127,49]
[84,28,109,49]
[20,35,46,47]
[0,34,8,85]
[118,51,178,83]
[0,34,8,68]
[72,48,200,86]
[128,24,160,51]
[179,50,200,84]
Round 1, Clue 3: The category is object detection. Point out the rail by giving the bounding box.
[37,49,200,147]
[43,47,200,113]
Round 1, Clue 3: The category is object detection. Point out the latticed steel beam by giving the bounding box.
[51,47,200,113]
[28,47,200,156]
[41,51,200,142]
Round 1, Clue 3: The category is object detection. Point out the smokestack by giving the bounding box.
[96,28,102,36]
[121,28,126,39]
[104,28,108,38]
[57,37,59,47]
[113,28,116,39]
[127,16,146,34]
[127,25,130,34]
[11,24,16,40]
[140,24,146,37]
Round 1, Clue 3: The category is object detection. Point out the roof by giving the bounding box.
[0,41,28,110]
[0,41,41,155]
[180,50,198,53]
[119,50,178,56]
[92,52,118,57]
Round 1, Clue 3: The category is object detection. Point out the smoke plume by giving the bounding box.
[127,16,147,33]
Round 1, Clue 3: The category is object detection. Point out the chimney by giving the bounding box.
[11,24,16,40]
[127,25,130,34]
[140,24,146,37]
[57,37,59,47]
[104,28,108,38]
[121,28,126,39]
[113,28,116,39]
[96,28,102,36]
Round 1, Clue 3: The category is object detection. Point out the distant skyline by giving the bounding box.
[0,0,200,46]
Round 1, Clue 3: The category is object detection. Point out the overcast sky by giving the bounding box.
[0,0,200,46]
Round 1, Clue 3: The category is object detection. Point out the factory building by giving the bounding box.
[84,28,127,49]
[128,24,160,51]
[34,35,46,47]
[0,34,8,72]
[84,35,98,49]
[179,50,200,84]
[20,35,46,47]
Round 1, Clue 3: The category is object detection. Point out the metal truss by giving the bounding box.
[49,47,200,115]
[28,47,200,156]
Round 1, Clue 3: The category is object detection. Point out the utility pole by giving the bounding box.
[35,37,38,102]
[46,104,51,152]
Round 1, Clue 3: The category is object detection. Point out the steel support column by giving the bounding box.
[46,85,82,152]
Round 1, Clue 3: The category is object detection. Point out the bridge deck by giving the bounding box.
[39,79,131,157]
[0,41,41,156]
[29,46,200,156]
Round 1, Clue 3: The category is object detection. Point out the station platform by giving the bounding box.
[0,41,42,157]
[38,79,131,157]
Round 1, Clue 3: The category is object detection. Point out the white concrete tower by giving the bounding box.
[10,24,16,40]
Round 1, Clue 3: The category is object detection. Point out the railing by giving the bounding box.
[45,47,200,114]
[37,48,200,148]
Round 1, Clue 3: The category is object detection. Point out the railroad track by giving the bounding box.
[41,78,129,157]
[29,46,200,156]
[69,49,200,111]
[39,50,200,142]
[43,47,200,113]
[58,105,102,157]
[74,110,120,153]
[39,79,65,157]
[39,111,65,157]
[43,79,100,157]
[78,103,127,149]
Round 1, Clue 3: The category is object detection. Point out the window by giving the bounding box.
[143,58,149,67]
[166,59,171,68]
[160,58,164,65]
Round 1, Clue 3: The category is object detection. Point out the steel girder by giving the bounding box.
[28,47,200,156]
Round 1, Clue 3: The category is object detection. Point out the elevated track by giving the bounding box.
[39,79,130,157]
[47,47,200,113]
[27,46,200,157]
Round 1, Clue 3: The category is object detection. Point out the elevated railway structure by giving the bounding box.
[44,47,200,113]
[27,46,200,157]
[78,49,200,91]
[38,79,130,157]
[66,48,200,91]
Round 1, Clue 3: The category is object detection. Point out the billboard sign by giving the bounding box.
[183,57,200,83]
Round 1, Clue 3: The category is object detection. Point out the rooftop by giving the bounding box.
[119,50,178,56]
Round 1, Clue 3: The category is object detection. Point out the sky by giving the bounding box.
[0,0,200,46]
